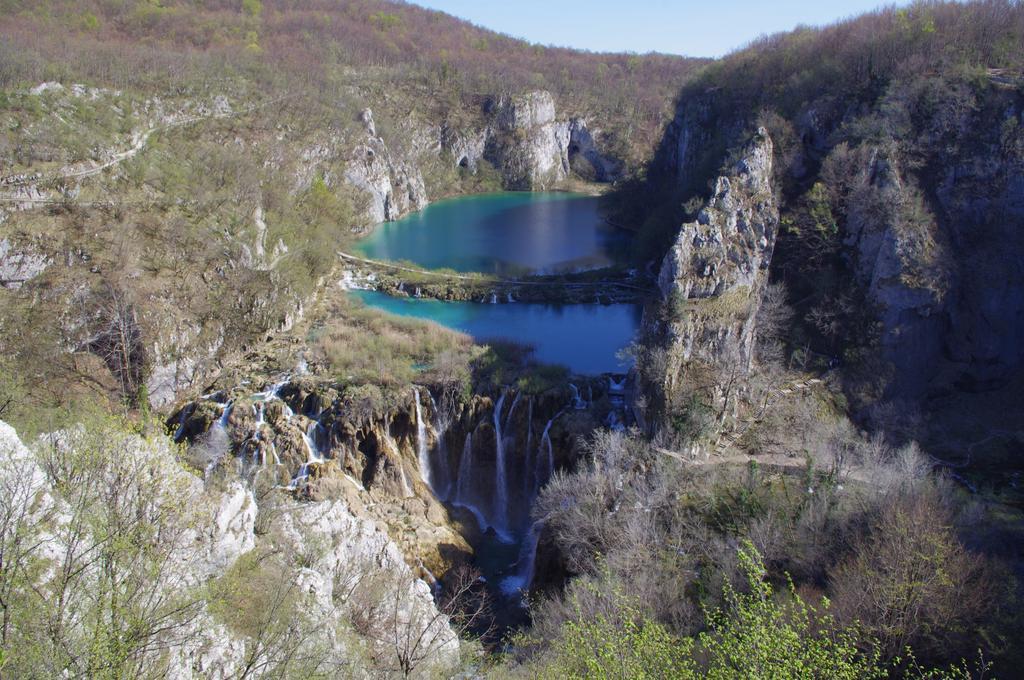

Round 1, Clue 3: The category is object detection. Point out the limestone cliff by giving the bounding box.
[0,419,459,678]
[444,91,621,190]
[651,73,1024,406]
[655,129,779,406]
[344,109,431,224]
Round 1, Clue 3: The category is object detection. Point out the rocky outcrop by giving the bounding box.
[0,237,48,289]
[654,78,1024,406]
[439,91,620,190]
[487,91,571,189]
[842,147,953,396]
[0,419,459,678]
[344,109,430,224]
[839,99,1023,397]
[479,91,620,189]
[656,129,779,404]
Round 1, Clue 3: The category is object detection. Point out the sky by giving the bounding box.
[410,0,913,58]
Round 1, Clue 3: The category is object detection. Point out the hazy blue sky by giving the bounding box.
[411,0,912,58]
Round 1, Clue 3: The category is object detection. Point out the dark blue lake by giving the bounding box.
[349,290,642,374]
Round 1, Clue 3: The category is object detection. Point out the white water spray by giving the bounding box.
[522,397,535,500]
[413,388,432,491]
[429,391,453,499]
[569,383,587,410]
[492,390,509,532]
[456,433,473,504]
[500,520,544,596]
[537,410,564,492]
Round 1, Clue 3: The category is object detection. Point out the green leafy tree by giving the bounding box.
[697,543,883,679]
[533,544,972,679]
[242,0,262,19]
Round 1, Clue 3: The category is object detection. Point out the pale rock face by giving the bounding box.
[437,90,621,190]
[489,91,572,189]
[165,614,247,680]
[0,421,67,573]
[496,90,558,130]
[568,120,622,182]
[446,127,489,172]
[657,129,779,394]
[0,420,457,678]
[0,238,49,288]
[202,482,257,576]
[30,81,63,95]
[277,498,461,672]
[345,108,430,224]
[146,328,225,410]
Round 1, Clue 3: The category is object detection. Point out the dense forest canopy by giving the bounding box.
[0,0,703,154]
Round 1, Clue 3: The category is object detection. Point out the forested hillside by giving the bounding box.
[509,2,1024,677]
[0,0,699,432]
[0,0,699,165]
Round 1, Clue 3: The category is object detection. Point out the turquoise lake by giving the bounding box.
[351,192,642,374]
[354,192,630,275]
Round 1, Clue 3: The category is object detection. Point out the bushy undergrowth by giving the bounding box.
[507,423,1017,676]
[316,296,477,390]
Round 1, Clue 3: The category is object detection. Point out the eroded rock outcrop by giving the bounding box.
[654,79,1024,405]
[0,419,459,678]
[656,128,779,409]
[480,91,620,189]
[344,108,430,223]
[0,237,49,289]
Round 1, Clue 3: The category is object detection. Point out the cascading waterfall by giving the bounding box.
[537,410,564,492]
[218,402,233,428]
[454,432,490,532]
[289,421,326,489]
[492,390,509,534]
[504,391,521,431]
[428,391,453,499]
[500,520,545,596]
[569,383,587,410]
[456,433,473,505]
[203,402,233,480]
[413,388,432,491]
[522,397,535,500]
